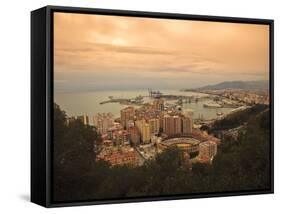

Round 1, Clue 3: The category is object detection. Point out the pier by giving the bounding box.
[100,95,144,105]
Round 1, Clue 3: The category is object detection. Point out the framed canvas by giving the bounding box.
[31,5,274,207]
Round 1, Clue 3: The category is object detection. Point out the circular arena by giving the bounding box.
[160,137,200,155]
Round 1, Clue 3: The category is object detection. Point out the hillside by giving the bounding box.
[189,80,269,91]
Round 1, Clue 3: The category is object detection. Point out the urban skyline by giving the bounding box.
[52,12,271,201]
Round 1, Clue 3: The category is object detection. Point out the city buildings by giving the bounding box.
[121,106,135,129]
[198,141,218,163]
[93,112,114,134]
[163,115,192,136]
[96,146,140,167]
[128,126,141,145]
[112,130,130,146]
[143,121,151,143]
[163,115,175,136]
[76,114,89,125]
[192,129,221,145]
[182,116,193,134]
[174,116,182,135]
[72,95,222,167]
[136,119,151,143]
[148,118,160,135]
[152,98,164,111]
[201,88,269,106]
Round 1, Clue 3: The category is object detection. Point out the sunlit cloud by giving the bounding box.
[54,12,269,92]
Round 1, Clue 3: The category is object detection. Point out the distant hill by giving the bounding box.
[193,80,269,91]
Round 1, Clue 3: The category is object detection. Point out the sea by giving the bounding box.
[54,89,235,124]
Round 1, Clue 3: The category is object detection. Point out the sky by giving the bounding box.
[54,12,269,93]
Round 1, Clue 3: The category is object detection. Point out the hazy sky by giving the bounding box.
[54,12,269,93]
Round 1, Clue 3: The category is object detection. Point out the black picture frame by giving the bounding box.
[31,5,274,208]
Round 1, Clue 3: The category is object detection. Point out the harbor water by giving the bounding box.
[54,89,235,124]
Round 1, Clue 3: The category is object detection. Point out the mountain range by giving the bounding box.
[188,80,269,91]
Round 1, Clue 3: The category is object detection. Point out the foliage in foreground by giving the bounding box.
[53,103,271,202]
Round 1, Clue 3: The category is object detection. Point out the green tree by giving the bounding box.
[53,103,101,201]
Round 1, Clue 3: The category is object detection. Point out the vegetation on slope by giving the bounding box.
[53,103,271,202]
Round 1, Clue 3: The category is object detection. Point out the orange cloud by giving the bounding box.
[54,12,269,91]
